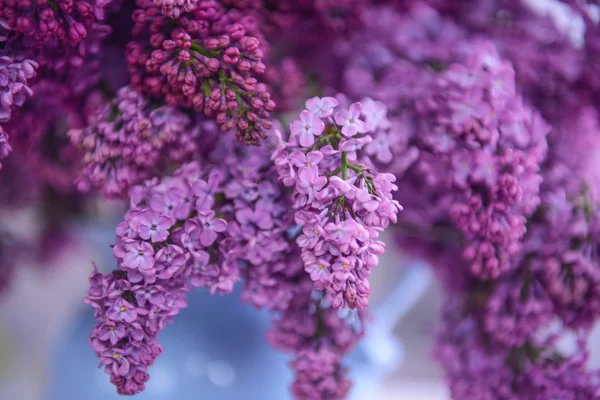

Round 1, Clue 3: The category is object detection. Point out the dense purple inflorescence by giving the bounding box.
[126,0,275,144]
[2,0,600,399]
[273,97,401,309]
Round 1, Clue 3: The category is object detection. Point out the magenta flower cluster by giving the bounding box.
[68,86,199,197]
[0,55,38,168]
[0,0,112,47]
[85,132,366,396]
[2,0,600,399]
[127,0,275,144]
[86,160,236,394]
[273,97,401,310]
[329,3,600,398]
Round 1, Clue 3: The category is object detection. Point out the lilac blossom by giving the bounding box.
[273,98,401,310]
[126,0,275,144]
[0,0,113,48]
[68,86,199,198]
[2,1,598,399]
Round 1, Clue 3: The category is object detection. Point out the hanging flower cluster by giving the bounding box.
[86,131,366,396]
[126,0,275,144]
[329,3,600,398]
[273,97,401,309]
[86,160,234,394]
[2,0,600,399]
[0,56,38,167]
[68,86,200,197]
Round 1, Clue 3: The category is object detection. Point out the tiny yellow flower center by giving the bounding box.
[342,264,349,269]
[306,162,311,167]
[314,229,319,234]
[318,264,325,270]
[120,306,127,312]
[349,119,354,124]
[113,353,120,359]
[138,251,144,255]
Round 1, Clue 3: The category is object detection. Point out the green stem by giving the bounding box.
[190,42,219,58]
[341,152,348,180]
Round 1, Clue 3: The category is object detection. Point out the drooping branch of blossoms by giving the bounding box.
[86,159,237,394]
[126,0,275,144]
[2,1,600,399]
[86,128,368,396]
[68,86,201,197]
[273,97,401,310]
[268,280,363,400]
[328,4,600,398]
[0,56,38,168]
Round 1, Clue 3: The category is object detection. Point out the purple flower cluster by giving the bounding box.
[207,133,303,311]
[0,0,112,48]
[68,86,199,198]
[86,160,241,394]
[0,55,38,168]
[3,0,600,399]
[417,45,549,280]
[435,300,600,400]
[0,56,37,122]
[220,0,366,33]
[291,347,352,400]
[328,4,600,399]
[273,97,401,310]
[86,131,367,395]
[340,5,549,281]
[268,279,362,400]
[126,0,274,144]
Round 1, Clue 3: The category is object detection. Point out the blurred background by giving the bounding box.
[0,205,449,400]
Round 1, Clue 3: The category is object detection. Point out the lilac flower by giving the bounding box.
[291,347,351,400]
[448,89,491,128]
[107,299,139,324]
[296,167,327,205]
[153,0,198,17]
[127,2,274,144]
[98,323,127,346]
[290,110,326,147]
[196,211,227,247]
[69,87,199,198]
[305,96,339,118]
[305,258,331,283]
[361,98,391,131]
[291,151,324,170]
[0,1,112,48]
[334,102,368,137]
[274,99,400,310]
[100,348,131,377]
[120,241,155,272]
[365,133,394,164]
[137,212,172,243]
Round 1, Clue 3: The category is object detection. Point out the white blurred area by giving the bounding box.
[0,225,95,399]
